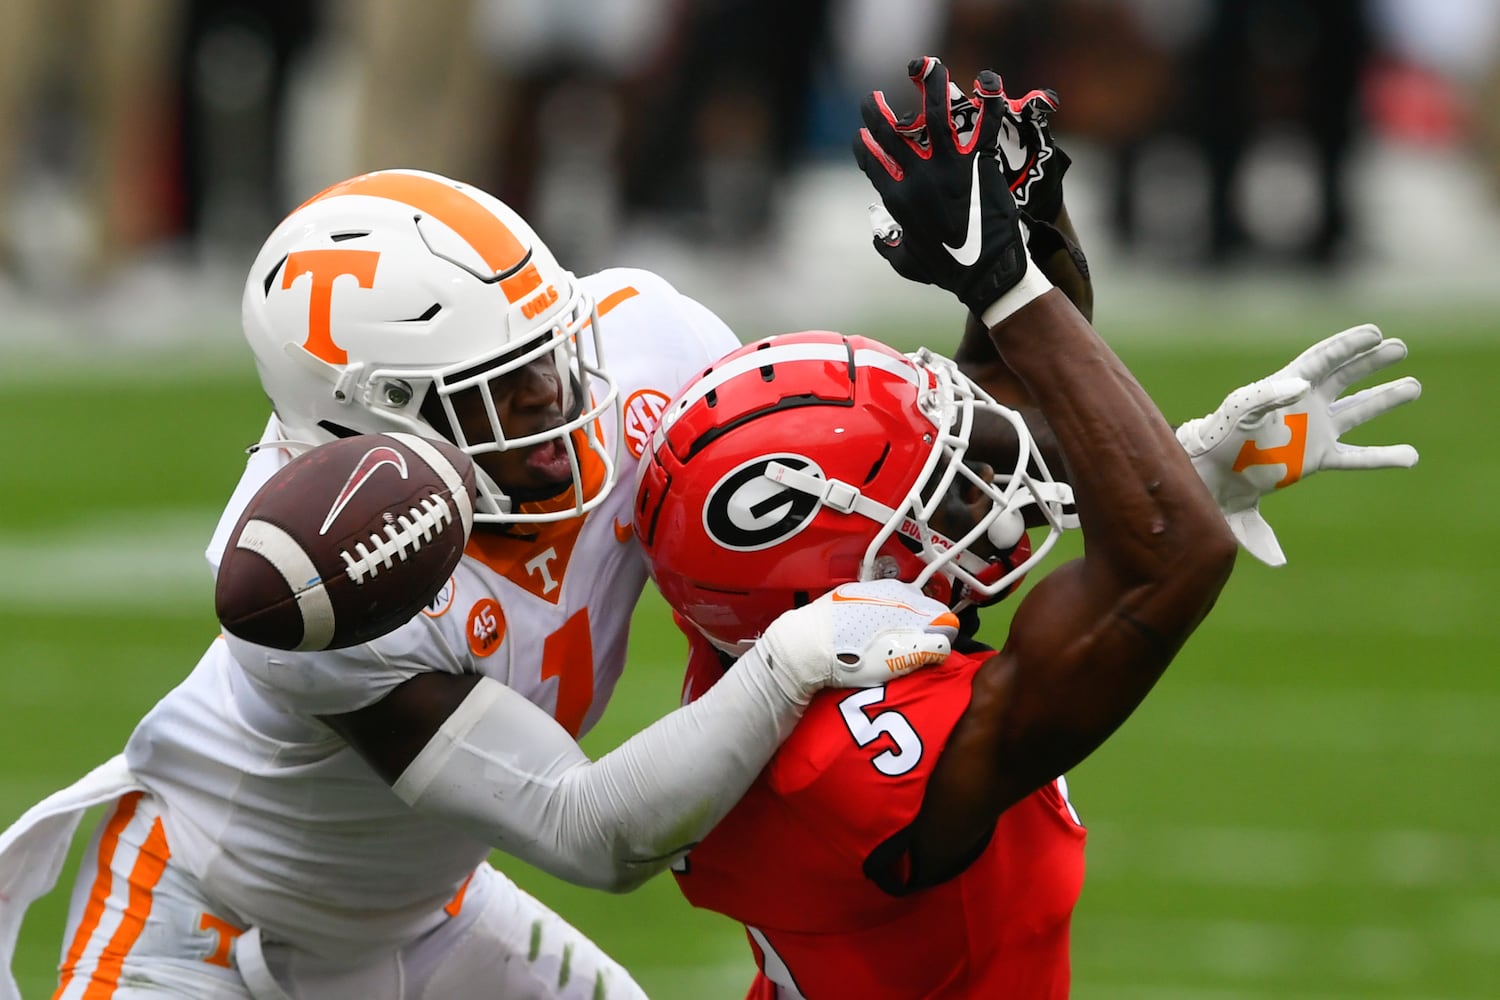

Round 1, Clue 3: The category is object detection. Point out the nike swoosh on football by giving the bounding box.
[319,446,410,536]
[942,156,984,266]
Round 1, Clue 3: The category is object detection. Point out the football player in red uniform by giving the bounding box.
[633,57,1417,999]
[639,317,1212,997]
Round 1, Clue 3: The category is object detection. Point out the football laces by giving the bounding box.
[341,493,457,584]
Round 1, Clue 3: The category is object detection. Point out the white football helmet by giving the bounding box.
[242,169,620,524]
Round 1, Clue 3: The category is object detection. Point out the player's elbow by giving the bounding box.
[1160,514,1237,615]
[1117,504,1236,618]
[1161,478,1238,572]
[516,845,654,893]
[558,852,664,894]
[1191,506,1239,582]
[1104,528,1234,657]
[560,865,638,894]
[541,803,681,894]
[599,864,657,894]
[1122,505,1236,586]
[1186,530,1237,603]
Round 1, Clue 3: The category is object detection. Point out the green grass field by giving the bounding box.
[2,309,1494,998]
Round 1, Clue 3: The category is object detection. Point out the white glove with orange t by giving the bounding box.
[747,578,960,705]
[1175,324,1421,566]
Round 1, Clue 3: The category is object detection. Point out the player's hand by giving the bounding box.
[748,580,959,705]
[1175,324,1421,566]
[888,74,1069,221]
[854,56,1035,319]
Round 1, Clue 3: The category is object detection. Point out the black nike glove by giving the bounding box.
[853,57,1031,318]
[901,75,1069,221]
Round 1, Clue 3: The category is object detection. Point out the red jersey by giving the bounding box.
[675,627,1087,999]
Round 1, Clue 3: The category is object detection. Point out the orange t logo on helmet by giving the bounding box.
[284,249,381,365]
[281,172,556,366]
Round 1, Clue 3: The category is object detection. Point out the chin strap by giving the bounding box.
[763,460,1073,592]
[998,477,1079,530]
[245,438,321,457]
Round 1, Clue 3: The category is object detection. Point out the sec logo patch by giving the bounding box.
[622,389,671,459]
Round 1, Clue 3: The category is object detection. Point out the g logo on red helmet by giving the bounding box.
[703,455,824,552]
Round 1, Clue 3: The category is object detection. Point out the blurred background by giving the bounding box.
[3,0,1500,339]
[2,0,1497,997]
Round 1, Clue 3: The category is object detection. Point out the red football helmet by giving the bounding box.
[634,331,1072,652]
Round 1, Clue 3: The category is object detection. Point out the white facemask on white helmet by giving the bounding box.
[241,169,620,524]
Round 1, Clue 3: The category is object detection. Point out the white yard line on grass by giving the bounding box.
[0,515,216,608]
[1078,910,1496,992]
[1087,821,1500,893]
[1117,682,1500,757]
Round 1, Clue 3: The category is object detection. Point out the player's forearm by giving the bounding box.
[392,666,801,893]
[1030,205,1093,322]
[956,313,1060,485]
[550,656,804,890]
[988,290,1234,593]
[912,295,1236,866]
[956,321,1051,468]
[954,205,1088,478]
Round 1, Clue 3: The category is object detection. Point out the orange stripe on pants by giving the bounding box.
[54,793,142,998]
[82,817,171,999]
[52,793,173,1000]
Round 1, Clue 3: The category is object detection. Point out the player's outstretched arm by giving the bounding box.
[956,320,1421,555]
[317,580,955,892]
[855,56,1236,884]
[909,292,1236,878]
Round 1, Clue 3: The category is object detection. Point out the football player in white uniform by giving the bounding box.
[0,170,960,1000]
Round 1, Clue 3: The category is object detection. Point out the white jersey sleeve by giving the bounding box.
[204,415,291,578]
[224,624,454,717]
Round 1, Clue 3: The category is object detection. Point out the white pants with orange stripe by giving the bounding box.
[34,790,648,999]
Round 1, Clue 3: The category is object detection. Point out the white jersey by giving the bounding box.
[123,267,738,959]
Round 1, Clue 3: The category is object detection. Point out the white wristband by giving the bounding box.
[978,249,1054,328]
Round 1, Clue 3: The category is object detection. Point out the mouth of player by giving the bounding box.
[523,438,574,482]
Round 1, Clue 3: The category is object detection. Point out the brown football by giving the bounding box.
[215,432,476,651]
